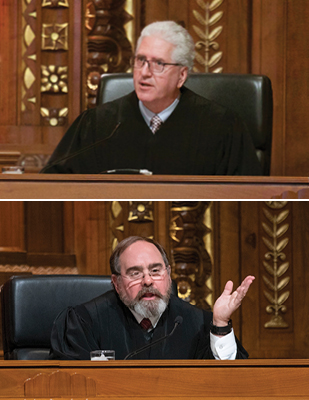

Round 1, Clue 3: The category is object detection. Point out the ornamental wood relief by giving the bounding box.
[1,201,309,359]
[169,201,213,310]
[262,202,291,329]
[85,0,135,108]
[193,0,224,72]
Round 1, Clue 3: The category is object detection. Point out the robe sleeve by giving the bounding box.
[40,109,99,174]
[49,305,99,360]
[214,111,263,176]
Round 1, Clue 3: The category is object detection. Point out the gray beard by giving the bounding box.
[118,284,172,319]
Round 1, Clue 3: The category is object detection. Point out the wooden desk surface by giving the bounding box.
[0,359,309,399]
[1,174,309,199]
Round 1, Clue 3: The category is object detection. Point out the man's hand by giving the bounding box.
[213,275,255,326]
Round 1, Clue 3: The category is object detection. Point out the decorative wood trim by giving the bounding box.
[169,201,213,310]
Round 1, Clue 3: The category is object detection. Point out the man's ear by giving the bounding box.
[112,274,120,293]
[177,67,188,89]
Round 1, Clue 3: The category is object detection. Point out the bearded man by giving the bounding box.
[49,236,254,360]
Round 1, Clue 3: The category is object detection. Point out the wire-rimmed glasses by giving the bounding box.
[131,55,182,74]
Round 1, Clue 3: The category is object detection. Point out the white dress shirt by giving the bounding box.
[130,309,237,360]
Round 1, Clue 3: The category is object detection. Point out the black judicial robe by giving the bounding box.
[41,88,262,175]
[49,290,248,360]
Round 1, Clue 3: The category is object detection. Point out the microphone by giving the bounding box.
[40,122,121,173]
[124,316,183,360]
[100,168,153,175]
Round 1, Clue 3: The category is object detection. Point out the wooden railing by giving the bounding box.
[0,359,308,399]
[1,174,309,199]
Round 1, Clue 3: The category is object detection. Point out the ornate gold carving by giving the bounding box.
[41,65,68,93]
[42,23,69,50]
[110,201,154,251]
[24,67,36,90]
[85,1,134,108]
[40,107,68,126]
[42,0,69,7]
[128,201,154,222]
[193,0,224,73]
[24,25,36,47]
[24,371,96,397]
[21,1,38,114]
[262,203,290,328]
[169,201,212,310]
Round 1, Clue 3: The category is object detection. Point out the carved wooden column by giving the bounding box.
[84,0,136,108]
[110,201,156,249]
[169,201,213,310]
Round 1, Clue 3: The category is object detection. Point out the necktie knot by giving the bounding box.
[140,318,153,331]
[150,115,163,134]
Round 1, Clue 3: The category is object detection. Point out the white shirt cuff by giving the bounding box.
[210,328,237,360]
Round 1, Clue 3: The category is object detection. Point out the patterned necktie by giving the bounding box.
[140,318,153,331]
[150,115,163,134]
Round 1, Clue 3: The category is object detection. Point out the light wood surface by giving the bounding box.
[0,359,308,399]
[0,174,309,199]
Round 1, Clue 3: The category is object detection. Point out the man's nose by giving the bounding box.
[142,271,153,285]
[141,60,152,76]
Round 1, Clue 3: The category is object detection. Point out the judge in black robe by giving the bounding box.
[41,88,262,175]
[49,289,248,360]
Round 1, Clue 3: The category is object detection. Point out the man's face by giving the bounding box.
[112,241,172,318]
[133,36,188,114]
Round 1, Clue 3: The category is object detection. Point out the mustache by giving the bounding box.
[136,286,164,301]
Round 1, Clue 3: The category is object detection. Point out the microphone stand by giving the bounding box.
[124,317,183,360]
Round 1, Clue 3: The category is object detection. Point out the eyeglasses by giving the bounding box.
[131,56,182,74]
[121,265,167,282]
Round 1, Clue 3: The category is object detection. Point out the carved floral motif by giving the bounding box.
[262,202,291,328]
[193,0,224,72]
[169,202,213,310]
[41,65,68,93]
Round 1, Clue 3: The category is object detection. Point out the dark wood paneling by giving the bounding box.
[0,202,24,252]
[25,201,64,253]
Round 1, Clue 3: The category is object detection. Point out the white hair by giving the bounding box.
[136,21,195,72]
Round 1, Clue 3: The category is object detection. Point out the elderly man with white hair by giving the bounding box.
[42,21,261,175]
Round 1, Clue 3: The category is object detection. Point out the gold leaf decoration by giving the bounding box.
[209,26,223,41]
[262,276,275,291]
[262,222,274,238]
[263,260,275,276]
[195,52,206,66]
[208,51,222,67]
[193,0,224,72]
[263,207,275,223]
[212,66,223,73]
[277,238,289,253]
[277,209,290,224]
[277,277,290,291]
[209,11,223,26]
[197,0,207,10]
[262,202,290,328]
[209,0,224,11]
[193,25,207,41]
[264,290,275,304]
[262,236,275,252]
[277,262,289,277]
[278,291,290,305]
[193,10,206,26]
[276,223,289,238]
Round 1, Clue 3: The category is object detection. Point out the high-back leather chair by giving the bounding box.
[1,274,178,360]
[96,72,273,175]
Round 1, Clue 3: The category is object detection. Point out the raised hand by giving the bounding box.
[213,275,255,326]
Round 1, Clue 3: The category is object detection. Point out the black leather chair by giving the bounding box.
[96,72,273,175]
[1,274,178,360]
